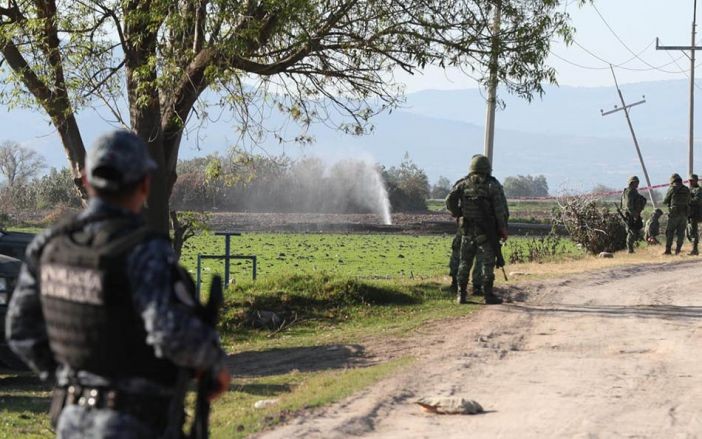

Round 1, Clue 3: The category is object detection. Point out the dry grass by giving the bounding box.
[498,244,690,283]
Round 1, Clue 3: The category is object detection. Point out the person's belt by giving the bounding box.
[51,385,173,431]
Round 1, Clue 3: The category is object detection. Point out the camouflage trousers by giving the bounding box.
[625,224,642,252]
[450,233,482,288]
[57,405,158,439]
[457,234,495,293]
[665,214,687,252]
[687,220,699,249]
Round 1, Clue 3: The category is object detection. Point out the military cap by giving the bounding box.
[86,130,157,191]
[653,208,663,216]
[628,176,639,184]
[469,155,492,174]
[670,173,682,184]
[690,174,699,182]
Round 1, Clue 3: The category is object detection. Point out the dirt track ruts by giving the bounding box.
[252,260,702,438]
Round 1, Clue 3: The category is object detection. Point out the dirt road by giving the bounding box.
[254,260,702,438]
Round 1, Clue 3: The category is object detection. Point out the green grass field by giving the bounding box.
[180,232,582,284]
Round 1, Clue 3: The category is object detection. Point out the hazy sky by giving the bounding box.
[400,0,700,92]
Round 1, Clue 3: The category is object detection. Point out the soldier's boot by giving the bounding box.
[472,284,484,296]
[456,286,468,305]
[483,285,503,305]
[690,244,699,256]
[675,245,683,255]
[663,246,672,255]
[450,276,458,293]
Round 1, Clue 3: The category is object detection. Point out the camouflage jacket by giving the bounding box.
[446,173,509,232]
[690,186,702,220]
[5,199,225,392]
[621,187,646,217]
[663,184,691,217]
[645,216,661,239]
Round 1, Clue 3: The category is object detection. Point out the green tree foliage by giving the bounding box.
[0,0,584,231]
[382,154,430,211]
[503,175,549,198]
[34,168,83,209]
[430,176,452,200]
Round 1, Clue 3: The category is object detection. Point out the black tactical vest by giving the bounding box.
[38,217,178,386]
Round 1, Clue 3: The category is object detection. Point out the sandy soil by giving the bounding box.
[251,259,702,438]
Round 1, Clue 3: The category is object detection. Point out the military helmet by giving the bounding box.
[670,173,682,184]
[628,176,639,185]
[653,208,663,216]
[690,174,699,182]
[469,155,492,174]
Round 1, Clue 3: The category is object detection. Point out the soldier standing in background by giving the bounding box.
[620,176,647,253]
[446,155,508,305]
[645,209,664,245]
[5,130,230,438]
[448,159,509,297]
[687,174,702,255]
[663,173,691,255]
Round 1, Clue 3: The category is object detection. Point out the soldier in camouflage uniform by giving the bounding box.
[687,174,702,255]
[663,173,691,255]
[446,155,508,305]
[645,209,663,245]
[620,176,647,253]
[5,130,230,438]
[448,163,509,296]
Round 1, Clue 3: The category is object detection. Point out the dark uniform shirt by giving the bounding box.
[6,198,225,393]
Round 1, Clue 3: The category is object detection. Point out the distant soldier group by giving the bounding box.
[624,173,702,255]
[445,157,702,306]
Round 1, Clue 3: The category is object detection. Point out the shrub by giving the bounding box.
[553,195,626,254]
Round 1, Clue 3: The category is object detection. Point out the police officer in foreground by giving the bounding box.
[446,155,508,305]
[5,130,230,438]
[620,176,647,253]
[687,174,702,255]
[663,173,691,255]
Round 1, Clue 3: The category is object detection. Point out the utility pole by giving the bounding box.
[483,0,501,163]
[601,66,657,208]
[656,0,701,176]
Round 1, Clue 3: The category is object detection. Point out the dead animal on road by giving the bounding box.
[415,397,484,415]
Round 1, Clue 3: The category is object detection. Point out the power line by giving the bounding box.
[664,50,702,91]
[550,52,611,70]
[573,39,688,73]
[591,3,690,74]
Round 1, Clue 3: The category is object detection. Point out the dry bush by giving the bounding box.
[41,204,80,226]
[553,194,626,254]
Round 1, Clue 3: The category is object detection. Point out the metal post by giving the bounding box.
[252,256,257,281]
[223,234,231,287]
[602,66,657,208]
[196,255,202,300]
[690,0,698,176]
[483,0,501,162]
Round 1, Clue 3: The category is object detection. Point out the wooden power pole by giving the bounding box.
[601,66,657,208]
[656,0,701,176]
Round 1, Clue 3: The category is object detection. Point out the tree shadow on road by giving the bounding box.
[227,344,369,378]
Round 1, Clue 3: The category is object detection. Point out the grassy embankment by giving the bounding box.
[0,230,601,438]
